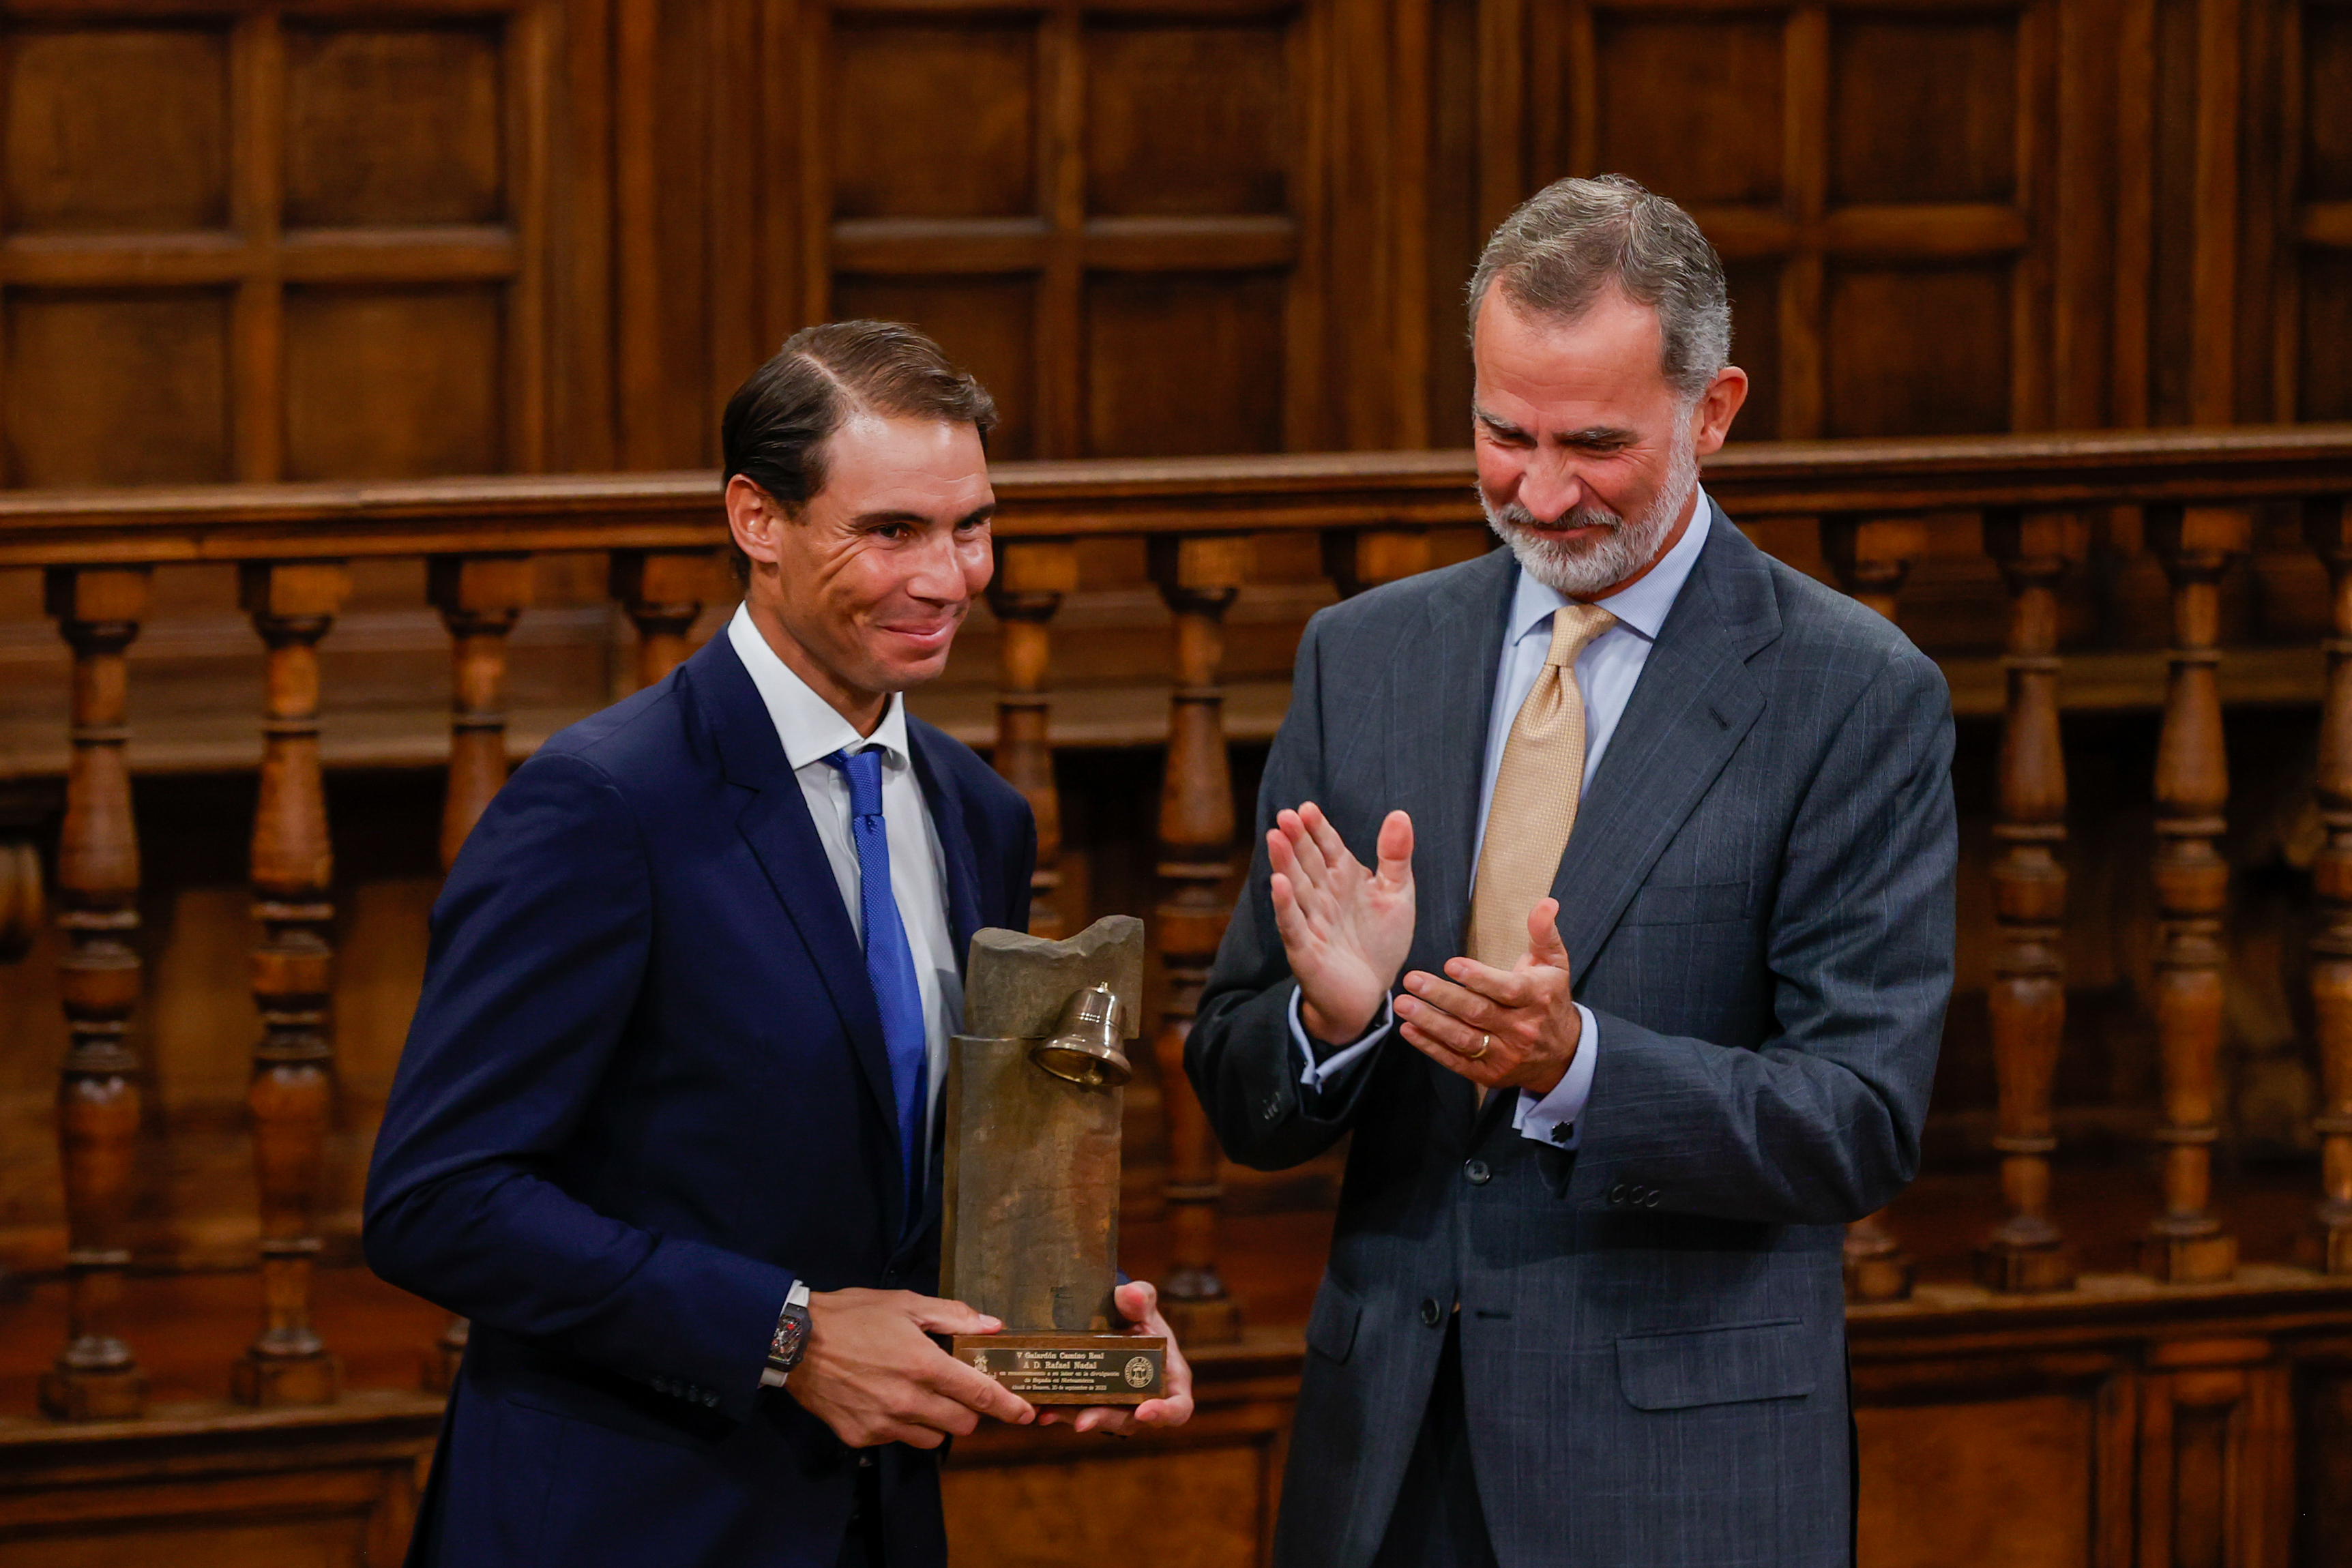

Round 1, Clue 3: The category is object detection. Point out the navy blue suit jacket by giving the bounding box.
[365,630,1035,1568]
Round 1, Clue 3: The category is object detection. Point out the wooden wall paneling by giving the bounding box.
[2114,0,2158,426]
[235,560,351,1408]
[552,0,617,469]
[1851,1352,2133,1568]
[2053,0,2124,428]
[2190,0,2243,428]
[38,567,151,1421]
[0,785,42,962]
[1,0,561,488]
[2288,0,2352,421]
[2137,1340,2294,1568]
[233,9,287,484]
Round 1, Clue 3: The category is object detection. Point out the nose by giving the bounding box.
[1516,449,1589,523]
[904,527,973,604]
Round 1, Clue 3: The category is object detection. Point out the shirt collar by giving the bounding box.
[1505,484,1715,648]
[725,602,911,772]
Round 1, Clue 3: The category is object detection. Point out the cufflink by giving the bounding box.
[1549,1122,1571,1145]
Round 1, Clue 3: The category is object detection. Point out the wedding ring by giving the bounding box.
[1467,1033,1490,1061]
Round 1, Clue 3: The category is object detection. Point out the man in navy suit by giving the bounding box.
[366,320,1192,1568]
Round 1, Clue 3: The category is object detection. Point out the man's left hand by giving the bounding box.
[1394,897,1580,1095]
[1035,1280,1196,1435]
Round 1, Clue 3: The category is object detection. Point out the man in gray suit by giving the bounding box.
[1186,174,1955,1567]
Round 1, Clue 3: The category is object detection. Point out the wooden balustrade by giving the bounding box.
[38,567,150,1420]
[5,430,2352,1431]
[235,561,349,1406]
[2142,508,2246,1284]
[421,554,533,1391]
[611,548,719,692]
[1820,515,1926,1303]
[988,540,1077,938]
[1149,535,1252,1346]
[2308,495,2352,1276]
[1979,511,2087,1293]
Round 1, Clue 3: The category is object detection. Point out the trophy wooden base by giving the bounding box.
[951,1333,1166,1404]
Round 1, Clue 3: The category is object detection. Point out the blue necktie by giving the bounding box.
[825,746,928,1206]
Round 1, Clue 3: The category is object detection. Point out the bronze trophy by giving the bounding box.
[939,915,1166,1404]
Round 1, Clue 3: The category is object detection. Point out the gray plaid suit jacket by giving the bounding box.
[1187,502,1956,1568]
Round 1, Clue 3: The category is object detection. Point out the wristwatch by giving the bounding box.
[766,1281,813,1383]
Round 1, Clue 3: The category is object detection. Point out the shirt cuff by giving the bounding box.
[1290,988,1396,1093]
[1512,1003,1598,1150]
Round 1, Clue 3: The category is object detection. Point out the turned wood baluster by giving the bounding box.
[1821,513,1926,1303]
[988,540,1077,938]
[234,561,350,1407]
[2306,497,2352,1275]
[1150,534,1252,1346]
[0,786,42,964]
[1321,527,1432,599]
[611,550,719,692]
[2142,506,2246,1284]
[1979,511,2086,1293]
[422,554,533,1389]
[38,568,151,1421]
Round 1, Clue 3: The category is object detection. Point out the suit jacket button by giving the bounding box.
[1419,1297,1442,1327]
[1464,1159,1491,1186]
[703,1391,720,1408]
[1608,1183,1628,1204]
[1643,1189,1662,1208]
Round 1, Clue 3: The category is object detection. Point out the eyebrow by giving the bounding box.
[1474,409,1641,447]
[850,503,997,527]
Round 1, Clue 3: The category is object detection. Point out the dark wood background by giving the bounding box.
[2,8,2351,1564]
[4,0,2347,492]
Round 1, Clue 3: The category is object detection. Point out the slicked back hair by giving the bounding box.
[1467,174,1731,402]
[720,320,998,581]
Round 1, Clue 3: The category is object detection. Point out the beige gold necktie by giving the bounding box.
[1467,602,1619,972]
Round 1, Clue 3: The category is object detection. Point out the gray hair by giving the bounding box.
[1467,174,1731,401]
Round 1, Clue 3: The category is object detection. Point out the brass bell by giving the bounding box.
[1029,982,1132,1086]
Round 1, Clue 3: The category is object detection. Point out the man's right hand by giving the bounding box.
[787,1288,1034,1449]
[1267,803,1417,1045]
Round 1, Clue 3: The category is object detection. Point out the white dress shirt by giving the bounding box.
[726,606,961,1163]
[1291,488,1716,1148]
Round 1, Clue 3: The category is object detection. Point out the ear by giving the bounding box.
[725,475,787,571]
[1689,366,1750,457]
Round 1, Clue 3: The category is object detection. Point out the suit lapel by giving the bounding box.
[1550,503,1777,977]
[1393,546,1517,1136]
[688,636,907,1235]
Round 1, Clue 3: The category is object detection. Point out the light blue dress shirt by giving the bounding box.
[1288,487,1716,1147]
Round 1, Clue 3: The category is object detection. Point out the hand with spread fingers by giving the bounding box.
[1393,897,1581,1096]
[1267,803,1417,1045]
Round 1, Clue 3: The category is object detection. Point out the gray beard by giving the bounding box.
[1482,436,1701,598]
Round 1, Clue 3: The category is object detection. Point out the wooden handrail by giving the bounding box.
[1,427,2350,564]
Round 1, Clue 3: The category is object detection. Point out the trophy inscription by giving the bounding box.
[941,915,1164,1404]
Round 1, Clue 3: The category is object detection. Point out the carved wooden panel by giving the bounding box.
[0,3,553,486]
[2289,0,2352,419]
[1518,0,2056,439]
[799,0,1317,460]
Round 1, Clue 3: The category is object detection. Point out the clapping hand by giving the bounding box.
[1267,803,1417,1045]
[1393,897,1583,1096]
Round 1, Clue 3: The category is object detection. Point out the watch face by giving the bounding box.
[771,1308,810,1368]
